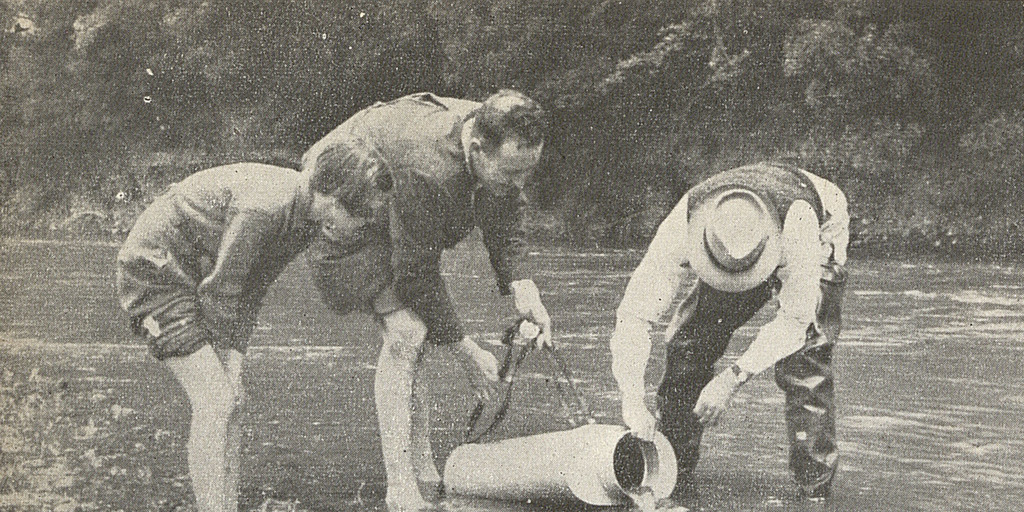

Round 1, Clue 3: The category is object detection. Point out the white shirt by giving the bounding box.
[611,170,848,399]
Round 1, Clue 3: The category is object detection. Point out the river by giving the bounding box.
[1,239,1022,511]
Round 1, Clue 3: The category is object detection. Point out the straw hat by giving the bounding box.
[686,188,782,292]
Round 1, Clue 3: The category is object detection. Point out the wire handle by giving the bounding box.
[464,321,533,444]
[463,320,595,444]
[543,345,595,427]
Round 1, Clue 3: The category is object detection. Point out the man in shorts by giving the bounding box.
[304,90,552,511]
[609,162,849,503]
[116,138,387,512]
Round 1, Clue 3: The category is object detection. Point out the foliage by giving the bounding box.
[1,0,1023,249]
[958,111,1024,207]
[784,18,937,123]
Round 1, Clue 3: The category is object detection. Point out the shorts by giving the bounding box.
[306,227,396,316]
[117,246,250,360]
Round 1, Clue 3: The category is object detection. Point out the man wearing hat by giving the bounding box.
[609,162,849,501]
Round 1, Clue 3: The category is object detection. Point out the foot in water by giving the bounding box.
[385,487,436,512]
[799,485,831,504]
[629,486,690,512]
[414,456,442,500]
[797,473,833,504]
[416,478,442,502]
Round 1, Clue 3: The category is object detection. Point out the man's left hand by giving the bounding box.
[510,279,552,348]
[693,370,740,426]
[453,337,499,402]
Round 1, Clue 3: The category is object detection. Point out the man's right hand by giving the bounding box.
[611,316,657,441]
[621,399,657,441]
[452,337,499,402]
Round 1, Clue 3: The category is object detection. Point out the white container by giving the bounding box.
[443,423,677,506]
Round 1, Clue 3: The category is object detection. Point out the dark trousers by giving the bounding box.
[657,262,847,495]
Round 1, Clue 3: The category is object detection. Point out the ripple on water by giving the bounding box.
[947,290,1023,306]
[949,441,1012,457]
[899,289,1024,306]
[972,308,1024,318]
[840,414,932,431]
[969,321,1024,332]
[1001,395,1024,406]
[903,290,939,300]
[991,284,1024,290]
[852,290,897,296]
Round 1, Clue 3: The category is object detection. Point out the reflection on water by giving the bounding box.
[1,240,1024,511]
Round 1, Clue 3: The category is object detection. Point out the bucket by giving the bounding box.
[443,423,677,505]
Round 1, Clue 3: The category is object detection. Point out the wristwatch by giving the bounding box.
[729,363,752,385]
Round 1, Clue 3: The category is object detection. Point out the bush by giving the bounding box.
[957,110,1024,208]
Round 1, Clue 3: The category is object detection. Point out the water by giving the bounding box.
[627,487,659,512]
[1,239,1023,511]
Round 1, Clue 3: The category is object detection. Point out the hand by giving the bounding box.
[693,370,740,426]
[453,337,499,402]
[510,279,553,349]
[621,399,657,441]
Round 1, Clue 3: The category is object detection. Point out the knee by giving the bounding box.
[775,351,834,391]
[382,309,427,362]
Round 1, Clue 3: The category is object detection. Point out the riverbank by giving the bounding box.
[3,215,1024,264]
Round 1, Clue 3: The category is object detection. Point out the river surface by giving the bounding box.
[1,238,1023,511]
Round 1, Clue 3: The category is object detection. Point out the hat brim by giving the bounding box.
[686,189,782,293]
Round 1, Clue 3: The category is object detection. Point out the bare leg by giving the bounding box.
[376,309,431,511]
[222,349,245,512]
[223,411,241,512]
[411,345,440,494]
[165,345,239,512]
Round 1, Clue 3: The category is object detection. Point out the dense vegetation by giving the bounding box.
[2,0,1023,256]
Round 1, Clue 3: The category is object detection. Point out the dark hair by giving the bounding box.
[473,89,547,153]
[307,137,391,218]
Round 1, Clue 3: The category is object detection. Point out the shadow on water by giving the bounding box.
[2,240,1023,511]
